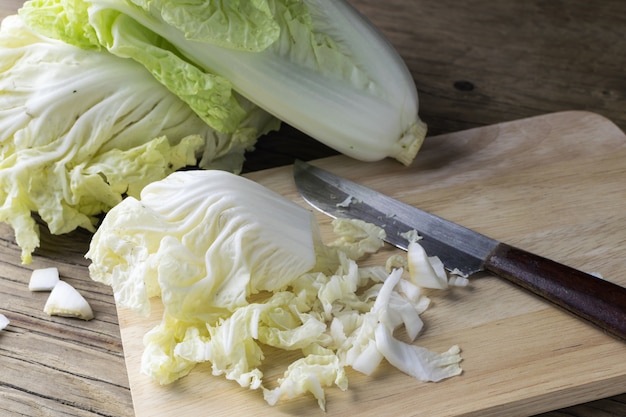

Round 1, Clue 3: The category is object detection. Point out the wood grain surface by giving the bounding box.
[1,1,626,416]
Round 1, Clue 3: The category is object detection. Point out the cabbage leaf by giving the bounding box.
[0,15,278,263]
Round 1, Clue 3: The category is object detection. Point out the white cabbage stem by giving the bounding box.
[0,314,9,330]
[28,267,60,291]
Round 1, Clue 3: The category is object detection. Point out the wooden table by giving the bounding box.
[1,1,624,416]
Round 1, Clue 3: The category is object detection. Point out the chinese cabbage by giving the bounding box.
[0,14,278,263]
[20,0,427,164]
[87,170,319,319]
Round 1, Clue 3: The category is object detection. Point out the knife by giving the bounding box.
[293,160,626,341]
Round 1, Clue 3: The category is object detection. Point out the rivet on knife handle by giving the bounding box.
[485,243,626,341]
[293,160,626,341]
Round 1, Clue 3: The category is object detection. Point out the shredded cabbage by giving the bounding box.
[87,170,463,410]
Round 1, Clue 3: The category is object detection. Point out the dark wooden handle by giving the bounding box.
[485,243,626,341]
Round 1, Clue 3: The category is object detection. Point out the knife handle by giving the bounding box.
[485,243,626,341]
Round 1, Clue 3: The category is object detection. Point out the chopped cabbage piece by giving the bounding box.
[407,241,448,289]
[375,324,462,382]
[263,354,348,411]
[328,218,386,259]
[29,267,60,291]
[0,313,9,330]
[43,280,94,320]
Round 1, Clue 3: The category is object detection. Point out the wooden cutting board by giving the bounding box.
[118,111,626,417]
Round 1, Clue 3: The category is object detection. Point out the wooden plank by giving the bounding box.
[0,223,134,416]
[119,111,626,416]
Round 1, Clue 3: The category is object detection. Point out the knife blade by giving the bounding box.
[293,159,626,341]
